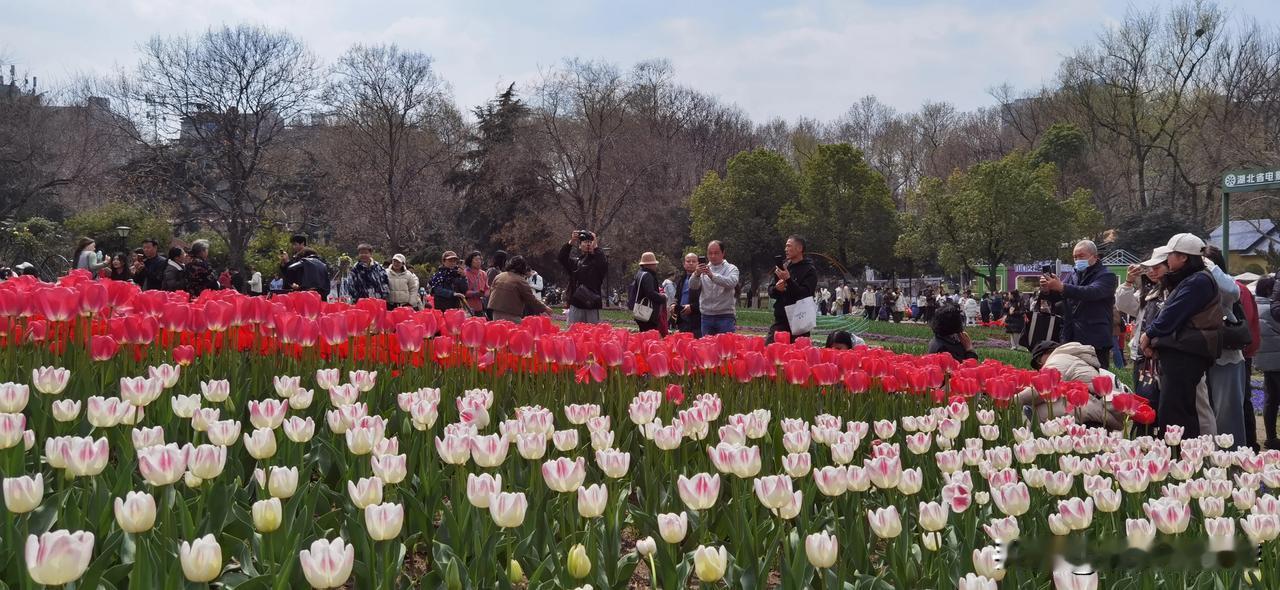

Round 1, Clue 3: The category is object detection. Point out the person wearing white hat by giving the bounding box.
[1140,233,1221,438]
[628,252,668,335]
[386,253,421,310]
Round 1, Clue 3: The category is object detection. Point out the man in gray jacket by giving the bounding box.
[698,240,740,336]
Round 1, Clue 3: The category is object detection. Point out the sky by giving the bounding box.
[4,0,1279,122]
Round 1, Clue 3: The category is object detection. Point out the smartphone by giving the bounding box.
[1040,265,1054,274]
[774,254,786,269]
[698,256,708,265]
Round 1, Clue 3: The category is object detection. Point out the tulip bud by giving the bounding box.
[922,531,942,552]
[692,545,728,583]
[267,466,299,499]
[658,512,688,544]
[179,534,222,582]
[252,498,282,533]
[567,543,591,579]
[868,506,902,539]
[300,537,355,589]
[25,530,94,586]
[347,476,383,509]
[4,473,43,514]
[242,428,277,460]
[972,546,1005,581]
[508,559,525,583]
[364,502,404,541]
[113,491,156,533]
[577,484,608,519]
[804,531,838,568]
[636,537,656,556]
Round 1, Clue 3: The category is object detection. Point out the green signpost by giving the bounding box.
[1219,167,1280,273]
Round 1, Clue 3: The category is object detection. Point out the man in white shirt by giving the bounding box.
[527,270,545,301]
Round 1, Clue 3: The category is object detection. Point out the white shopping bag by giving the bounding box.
[785,296,817,335]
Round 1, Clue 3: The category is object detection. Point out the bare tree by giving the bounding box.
[103,24,320,269]
[1059,1,1223,211]
[319,43,465,254]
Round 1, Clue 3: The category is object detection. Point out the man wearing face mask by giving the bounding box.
[1039,239,1120,368]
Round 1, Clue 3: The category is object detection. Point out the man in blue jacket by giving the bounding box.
[1039,239,1119,368]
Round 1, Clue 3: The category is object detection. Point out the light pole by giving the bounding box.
[115,226,132,254]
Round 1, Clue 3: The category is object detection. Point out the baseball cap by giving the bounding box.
[391,253,406,264]
[1140,246,1172,267]
[1166,233,1206,256]
[441,251,459,261]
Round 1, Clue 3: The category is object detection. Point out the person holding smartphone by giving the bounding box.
[767,235,817,343]
[698,240,740,336]
[1040,240,1119,369]
[668,252,703,337]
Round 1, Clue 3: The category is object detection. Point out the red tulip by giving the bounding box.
[662,383,685,406]
[460,318,485,348]
[443,309,466,335]
[91,335,120,361]
[38,287,78,322]
[732,359,752,383]
[508,329,534,357]
[811,363,839,386]
[1133,405,1156,425]
[75,282,109,316]
[396,321,426,353]
[433,336,454,360]
[784,359,809,386]
[27,319,48,342]
[483,322,509,350]
[172,345,196,366]
[844,370,869,394]
[204,301,234,331]
[647,351,670,378]
[318,315,348,346]
[1091,375,1114,398]
[1065,383,1090,410]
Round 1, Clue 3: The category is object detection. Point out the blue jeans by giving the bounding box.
[701,314,736,336]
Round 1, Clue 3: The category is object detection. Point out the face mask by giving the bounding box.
[1074,259,1089,272]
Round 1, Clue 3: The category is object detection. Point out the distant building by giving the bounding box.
[1209,219,1279,273]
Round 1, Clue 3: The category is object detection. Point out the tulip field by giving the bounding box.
[3,274,1280,589]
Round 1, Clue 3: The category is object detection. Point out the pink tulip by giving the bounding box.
[552,429,579,452]
[577,483,608,518]
[314,369,340,391]
[329,383,360,407]
[299,537,355,589]
[0,383,29,413]
[364,502,404,541]
[866,456,902,489]
[248,399,287,430]
[542,457,587,493]
[59,436,108,477]
[466,473,502,508]
[867,506,901,539]
[677,473,720,511]
[753,475,793,509]
[957,573,998,590]
[131,426,165,450]
[199,379,230,402]
[943,482,973,514]
[371,454,407,484]
[651,423,683,451]
[658,512,688,543]
[1241,514,1280,544]
[114,491,157,533]
[1052,566,1098,590]
[595,448,630,478]
[1143,498,1191,535]
[434,434,471,465]
[814,466,848,497]
[918,501,948,532]
[50,399,80,422]
[782,452,811,478]
[984,515,1020,543]
[348,369,377,392]
[25,530,95,586]
[283,416,316,443]
[31,366,70,395]
[3,473,43,514]
[1057,497,1094,530]
[184,443,227,480]
[489,491,528,528]
[470,433,510,468]
[274,375,302,398]
[972,546,1005,581]
[138,443,187,486]
[347,476,384,509]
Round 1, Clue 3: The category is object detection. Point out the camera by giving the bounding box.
[698,255,708,265]
[576,230,594,242]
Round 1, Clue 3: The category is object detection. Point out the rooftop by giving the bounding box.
[1209,219,1279,253]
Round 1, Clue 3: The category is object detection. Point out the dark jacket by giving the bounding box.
[557,243,608,310]
[1044,262,1119,349]
[135,254,168,291]
[279,250,331,298]
[1146,271,1217,340]
[186,257,220,296]
[928,334,978,363]
[428,267,469,311]
[628,268,667,331]
[769,257,818,327]
[673,272,702,334]
[1257,297,1280,372]
[162,261,187,293]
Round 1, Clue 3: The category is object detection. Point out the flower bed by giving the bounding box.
[0,274,1276,589]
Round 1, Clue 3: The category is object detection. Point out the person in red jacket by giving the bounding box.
[1241,279,1262,450]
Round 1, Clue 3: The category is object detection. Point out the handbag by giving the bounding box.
[1017,295,1061,350]
[631,271,654,322]
[1221,300,1252,350]
[785,296,818,335]
[570,284,602,309]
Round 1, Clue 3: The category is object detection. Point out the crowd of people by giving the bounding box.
[22,229,1280,449]
[916,235,1280,452]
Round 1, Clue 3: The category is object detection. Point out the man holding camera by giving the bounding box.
[558,230,608,325]
[1039,239,1119,368]
[670,253,703,337]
